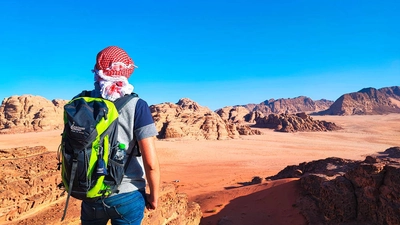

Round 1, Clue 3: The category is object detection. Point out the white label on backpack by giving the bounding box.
[71,122,85,134]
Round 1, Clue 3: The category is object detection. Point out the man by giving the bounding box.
[80,46,160,225]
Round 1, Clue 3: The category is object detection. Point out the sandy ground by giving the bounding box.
[0,114,399,225]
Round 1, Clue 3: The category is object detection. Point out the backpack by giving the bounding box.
[57,91,139,221]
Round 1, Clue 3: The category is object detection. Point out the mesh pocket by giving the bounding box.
[105,159,125,187]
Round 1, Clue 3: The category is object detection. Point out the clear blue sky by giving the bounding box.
[1,1,399,110]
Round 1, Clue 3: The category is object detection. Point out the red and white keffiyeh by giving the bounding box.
[93,46,137,101]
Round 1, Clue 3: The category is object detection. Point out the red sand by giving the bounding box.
[1,114,399,225]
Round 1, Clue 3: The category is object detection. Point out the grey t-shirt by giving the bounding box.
[117,96,158,193]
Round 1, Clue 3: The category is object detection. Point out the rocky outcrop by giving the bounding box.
[0,95,261,139]
[0,146,202,225]
[143,183,202,225]
[150,98,260,140]
[249,96,333,115]
[253,112,342,132]
[267,147,400,225]
[0,146,63,222]
[218,86,400,120]
[0,95,67,133]
[236,124,263,135]
[317,86,400,115]
[217,96,334,124]
[215,106,251,123]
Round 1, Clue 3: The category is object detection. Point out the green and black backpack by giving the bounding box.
[57,91,139,221]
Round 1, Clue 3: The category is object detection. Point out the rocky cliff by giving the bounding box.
[266,146,400,225]
[217,86,400,121]
[317,86,400,115]
[217,96,334,124]
[0,146,62,222]
[252,96,333,115]
[0,146,202,225]
[253,112,342,132]
[0,95,262,139]
[0,95,67,134]
[2,86,399,135]
[150,98,261,140]
[215,106,251,123]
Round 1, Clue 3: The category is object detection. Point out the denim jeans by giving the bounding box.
[81,190,146,225]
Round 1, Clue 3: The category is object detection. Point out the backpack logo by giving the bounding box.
[70,122,85,134]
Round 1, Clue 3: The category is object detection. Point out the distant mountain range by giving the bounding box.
[315,86,400,115]
[221,86,400,117]
[0,86,399,134]
[239,96,334,115]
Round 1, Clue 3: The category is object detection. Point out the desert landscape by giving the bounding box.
[1,115,399,225]
[1,86,400,224]
[2,1,399,223]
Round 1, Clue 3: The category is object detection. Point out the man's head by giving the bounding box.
[92,46,136,101]
[94,46,136,79]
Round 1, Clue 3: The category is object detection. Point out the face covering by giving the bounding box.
[93,69,134,101]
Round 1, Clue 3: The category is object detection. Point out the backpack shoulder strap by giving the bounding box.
[79,90,92,97]
[61,158,78,221]
[113,93,139,111]
[68,90,92,101]
[113,93,141,168]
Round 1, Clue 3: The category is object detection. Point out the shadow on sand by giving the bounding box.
[200,179,307,225]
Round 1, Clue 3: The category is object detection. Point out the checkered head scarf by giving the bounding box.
[92,46,137,101]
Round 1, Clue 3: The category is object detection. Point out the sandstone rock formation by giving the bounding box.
[0,146,63,222]
[150,98,260,140]
[0,146,202,225]
[251,96,333,115]
[317,86,400,115]
[142,183,202,225]
[217,96,334,124]
[267,146,400,225]
[236,124,263,135]
[215,106,251,123]
[253,112,342,132]
[0,95,262,139]
[0,95,67,134]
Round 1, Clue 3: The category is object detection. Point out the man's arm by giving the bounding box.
[138,136,160,210]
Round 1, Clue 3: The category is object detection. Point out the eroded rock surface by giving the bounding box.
[267,146,400,225]
[0,146,202,225]
[251,96,333,115]
[142,183,202,225]
[0,146,62,222]
[215,106,251,123]
[0,95,67,134]
[317,86,400,115]
[216,97,334,123]
[150,98,260,140]
[253,112,342,132]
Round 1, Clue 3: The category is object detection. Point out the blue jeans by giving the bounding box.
[81,190,146,225]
